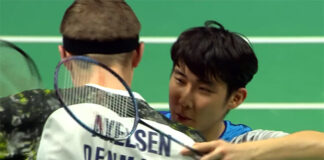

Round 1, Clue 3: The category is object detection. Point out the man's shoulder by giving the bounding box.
[220,120,252,142]
[0,88,60,127]
[0,89,60,111]
[0,89,61,160]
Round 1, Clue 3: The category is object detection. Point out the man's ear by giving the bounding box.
[58,45,72,59]
[227,88,247,109]
[132,42,144,68]
[58,45,73,70]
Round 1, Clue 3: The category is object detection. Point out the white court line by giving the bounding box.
[1,36,324,44]
[149,103,324,110]
[2,36,324,110]
[0,36,61,43]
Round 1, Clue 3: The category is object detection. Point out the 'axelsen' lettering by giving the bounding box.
[93,115,129,138]
[89,115,172,158]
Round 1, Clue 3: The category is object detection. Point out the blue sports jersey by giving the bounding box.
[160,111,252,142]
[219,120,252,141]
[160,111,171,119]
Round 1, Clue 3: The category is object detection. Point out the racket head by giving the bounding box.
[0,39,42,97]
[54,55,139,141]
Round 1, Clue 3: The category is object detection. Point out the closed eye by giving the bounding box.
[175,77,185,85]
[173,68,187,85]
[199,86,214,93]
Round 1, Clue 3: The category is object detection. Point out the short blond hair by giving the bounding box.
[60,0,140,41]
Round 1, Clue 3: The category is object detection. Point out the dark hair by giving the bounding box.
[171,20,258,97]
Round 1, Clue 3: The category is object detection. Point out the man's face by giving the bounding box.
[169,63,231,133]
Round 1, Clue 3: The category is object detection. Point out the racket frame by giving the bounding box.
[54,56,202,156]
[0,39,42,84]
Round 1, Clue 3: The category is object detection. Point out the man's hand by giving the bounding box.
[181,140,255,160]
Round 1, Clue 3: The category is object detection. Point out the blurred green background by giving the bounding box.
[1,0,324,133]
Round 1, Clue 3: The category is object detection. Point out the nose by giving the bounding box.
[178,86,194,110]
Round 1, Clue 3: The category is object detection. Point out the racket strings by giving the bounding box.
[90,91,136,117]
[59,59,136,117]
[57,57,138,140]
[0,40,42,97]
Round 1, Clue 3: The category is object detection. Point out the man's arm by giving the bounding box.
[182,131,324,160]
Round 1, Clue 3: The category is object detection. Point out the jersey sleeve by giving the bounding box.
[230,129,289,143]
[0,89,60,160]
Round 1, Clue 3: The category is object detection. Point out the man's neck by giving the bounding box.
[202,121,225,141]
[89,66,133,90]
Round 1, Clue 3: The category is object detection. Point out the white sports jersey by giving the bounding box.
[36,86,196,160]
